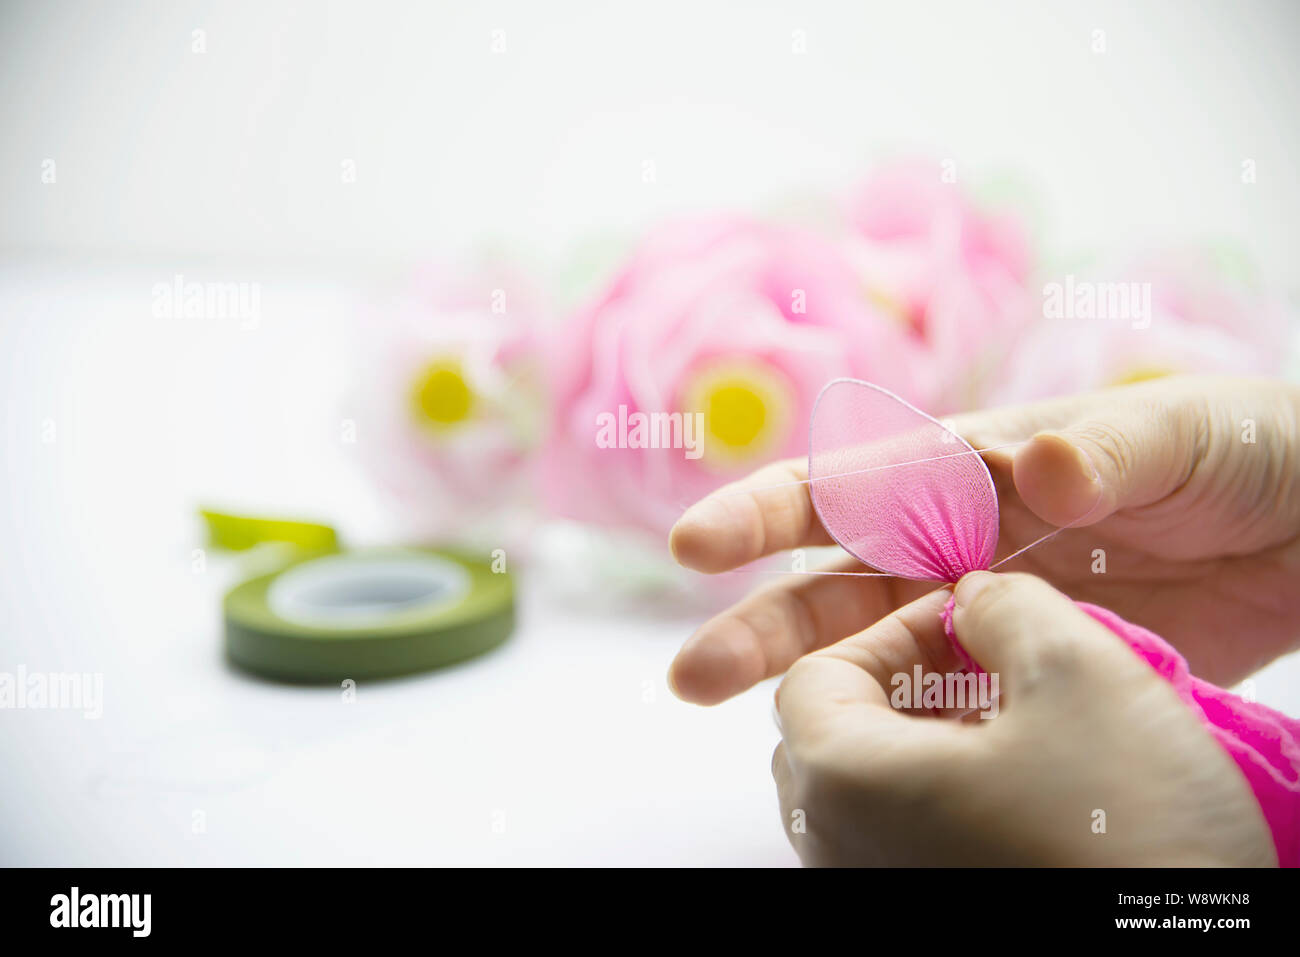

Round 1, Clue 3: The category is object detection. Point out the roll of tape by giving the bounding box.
[224,547,513,682]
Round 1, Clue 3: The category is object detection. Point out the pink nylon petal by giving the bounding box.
[808,378,998,581]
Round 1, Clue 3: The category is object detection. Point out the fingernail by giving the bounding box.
[1022,430,1109,523]
[670,500,715,561]
[670,497,739,568]
[1066,442,1107,514]
[954,570,997,608]
[1074,443,1102,488]
[1034,430,1102,490]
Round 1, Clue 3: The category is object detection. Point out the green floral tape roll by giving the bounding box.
[224,547,514,682]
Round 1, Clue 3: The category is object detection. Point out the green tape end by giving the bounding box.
[200,509,339,553]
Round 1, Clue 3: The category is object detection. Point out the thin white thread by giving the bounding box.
[741,494,1106,581]
[743,569,928,579]
[707,434,1110,581]
[742,568,899,578]
[721,441,1025,497]
[988,530,1061,570]
[988,491,1106,570]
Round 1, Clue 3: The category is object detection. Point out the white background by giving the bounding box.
[2,0,1298,865]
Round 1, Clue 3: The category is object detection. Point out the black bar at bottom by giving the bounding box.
[0,866,1293,943]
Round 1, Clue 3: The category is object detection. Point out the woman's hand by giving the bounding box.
[771,572,1277,866]
[669,375,1300,702]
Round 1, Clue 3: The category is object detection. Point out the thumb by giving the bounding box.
[950,571,1137,698]
[1011,397,1203,528]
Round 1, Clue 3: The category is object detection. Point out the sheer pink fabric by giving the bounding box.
[809,378,998,581]
[810,377,1300,866]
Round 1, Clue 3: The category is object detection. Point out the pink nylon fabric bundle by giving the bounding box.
[808,377,1300,866]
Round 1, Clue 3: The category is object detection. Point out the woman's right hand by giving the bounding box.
[771,572,1278,866]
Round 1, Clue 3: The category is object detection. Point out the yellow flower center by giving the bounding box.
[706,383,768,449]
[411,359,475,429]
[1108,365,1175,387]
[681,360,791,467]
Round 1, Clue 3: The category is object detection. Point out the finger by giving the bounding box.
[944,392,1098,465]
[669,459,833,573]
[803,589,975,719]
[944,377,1188,450]
[776,591,967,758]
[1011,429,1106,529]
[782,589,963,706]
[771,742,800,844]
[669,560,936,705]
[942,377,1216,529]
[669,377,1203,573]
[950,571,1140,696]
[1013,391,1207,529]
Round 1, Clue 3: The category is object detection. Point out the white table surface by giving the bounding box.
[0,262,797,866]
[3,262,1297,866]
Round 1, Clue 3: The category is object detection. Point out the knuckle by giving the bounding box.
[1028,630,1084,674]
[1152,392,1210,495]
[781,654,818,689]
[774,656,818,721]
[1178,394,1213,474]
[1072,418,1140,479]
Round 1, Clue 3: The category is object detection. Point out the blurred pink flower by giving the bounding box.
[992,250,1292,404]
[843,161,1037,412]
[543,215,932,539]
[354,261,547,542]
